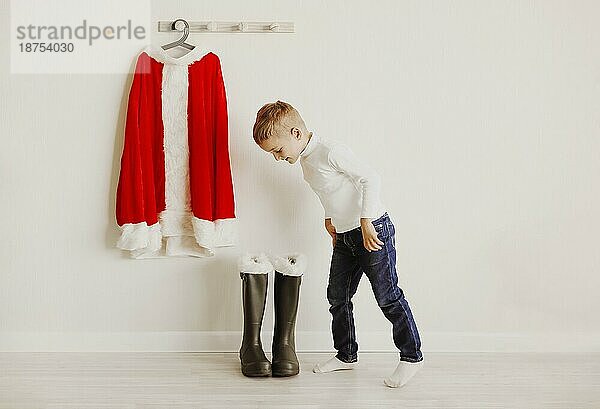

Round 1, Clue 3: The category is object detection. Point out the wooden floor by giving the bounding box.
[1,352,599,408]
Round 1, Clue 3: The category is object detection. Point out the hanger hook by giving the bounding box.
[171,18,190,44]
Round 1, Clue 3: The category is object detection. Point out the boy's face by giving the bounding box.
[258,125,305,164]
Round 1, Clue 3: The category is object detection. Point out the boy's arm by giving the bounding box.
[327,145,384,251]
[360,217,384,251]
[327,145,382,219]
[325,218,336,247]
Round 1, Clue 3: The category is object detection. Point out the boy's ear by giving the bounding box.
[291,127,301,139]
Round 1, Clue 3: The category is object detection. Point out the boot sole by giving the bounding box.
[272,370,299,377]
[242,371,271,377]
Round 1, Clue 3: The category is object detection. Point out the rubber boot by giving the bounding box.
[239,272,271,377]
[270,254,304,377]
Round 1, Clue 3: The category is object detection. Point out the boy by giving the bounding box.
[252,101,423,388]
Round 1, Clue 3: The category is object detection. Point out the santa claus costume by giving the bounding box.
[115,44,236,258]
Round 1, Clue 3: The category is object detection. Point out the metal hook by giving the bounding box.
[162,18,195,51]
[171,18,190,44]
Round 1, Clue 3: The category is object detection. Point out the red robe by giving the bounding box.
[116,45,236,258]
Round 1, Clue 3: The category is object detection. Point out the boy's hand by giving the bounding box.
[325,218,336,246]
[361,218,384,251]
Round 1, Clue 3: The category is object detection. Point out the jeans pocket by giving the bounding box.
[385,219,396,248]
[373,220,389,241]
[361,241,389,266]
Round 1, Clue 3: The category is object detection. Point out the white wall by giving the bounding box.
[1,0,599,352]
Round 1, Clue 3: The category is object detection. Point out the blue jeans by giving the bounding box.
[327,212,423,363]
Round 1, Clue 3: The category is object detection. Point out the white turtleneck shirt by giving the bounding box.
[299,133,386,233]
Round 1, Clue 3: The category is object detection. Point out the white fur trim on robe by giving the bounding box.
[116,217,236,259]
[116,222,162,252]
[192,217,237,250]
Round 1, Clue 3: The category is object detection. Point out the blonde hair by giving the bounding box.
[253,100,306,144]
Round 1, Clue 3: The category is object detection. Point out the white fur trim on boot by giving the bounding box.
[238,253,274,274]
[269,253,307,277]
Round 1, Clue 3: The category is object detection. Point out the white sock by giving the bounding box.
[383,359,424,388]
[312,355,358,373]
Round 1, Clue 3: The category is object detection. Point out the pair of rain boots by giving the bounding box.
[238,253,305,377]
